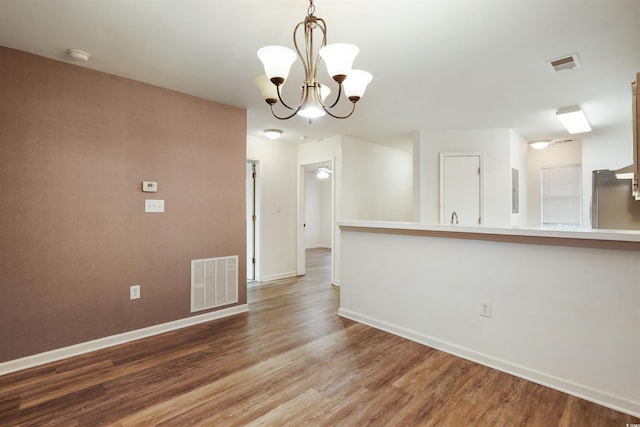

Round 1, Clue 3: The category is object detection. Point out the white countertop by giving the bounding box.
[337,220,640,243]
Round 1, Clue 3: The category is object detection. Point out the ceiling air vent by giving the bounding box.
[547,53,581,72]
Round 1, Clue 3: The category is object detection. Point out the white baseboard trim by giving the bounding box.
[0,304,249,376]
[337,307,640,418]
[260,271,297,282]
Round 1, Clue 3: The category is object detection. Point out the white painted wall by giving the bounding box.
[247,135,298,282]
[526,140,582,227]
[339,226,640,417]
[415,129,512,226]
[341,136,413,221]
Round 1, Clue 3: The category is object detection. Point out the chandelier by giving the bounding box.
[254,0,372,121]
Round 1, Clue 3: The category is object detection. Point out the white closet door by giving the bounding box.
[440,154,482,225]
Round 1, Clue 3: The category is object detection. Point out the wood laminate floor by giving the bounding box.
[1,248,638,426]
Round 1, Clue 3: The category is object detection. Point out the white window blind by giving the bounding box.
[541,165,582,227]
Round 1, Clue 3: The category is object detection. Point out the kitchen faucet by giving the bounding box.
[450,211,459,225]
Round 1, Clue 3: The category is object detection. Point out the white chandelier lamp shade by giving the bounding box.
[343,70,373,101]
[254,74,279,104]
[255,0,372,121]
[257,46,297,85]
[318,43,359,82]
[297,85,331,119]
[556,105,591,134]
[298,97,326,119]
[319,84,331,101]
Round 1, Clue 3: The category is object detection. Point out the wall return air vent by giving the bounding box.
[547,53,581,72]
[191,255,238,312]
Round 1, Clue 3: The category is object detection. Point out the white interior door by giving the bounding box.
[440,153,482,225]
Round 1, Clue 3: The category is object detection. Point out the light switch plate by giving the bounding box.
[480,300,492,318]
[145,199,164,213]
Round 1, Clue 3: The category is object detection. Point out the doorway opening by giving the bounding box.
[298,160,334,277]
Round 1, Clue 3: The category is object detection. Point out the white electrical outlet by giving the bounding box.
[130,284,141,300]
[480,300,491,318]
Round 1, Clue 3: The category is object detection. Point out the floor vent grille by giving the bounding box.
[191,255,238,312]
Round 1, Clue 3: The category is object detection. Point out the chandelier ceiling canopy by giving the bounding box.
[254,0,372,121]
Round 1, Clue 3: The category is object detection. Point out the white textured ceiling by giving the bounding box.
[1,0,639,148]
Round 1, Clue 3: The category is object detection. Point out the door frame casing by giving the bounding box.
[439,152,484,225]
[247,159,261,283]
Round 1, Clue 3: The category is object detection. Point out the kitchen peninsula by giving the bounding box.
[338,221,640,417]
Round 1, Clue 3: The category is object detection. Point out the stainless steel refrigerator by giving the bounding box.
[591,169,640,229]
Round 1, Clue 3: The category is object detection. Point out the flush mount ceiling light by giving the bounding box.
[556,105,591,134]
[529,140,552,150]
[263,129,283,140]
[528,138,574,150]
[254,0,372,121]
[67,49,90,62]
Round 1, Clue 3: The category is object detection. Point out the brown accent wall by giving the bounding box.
[0,46,247,362]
